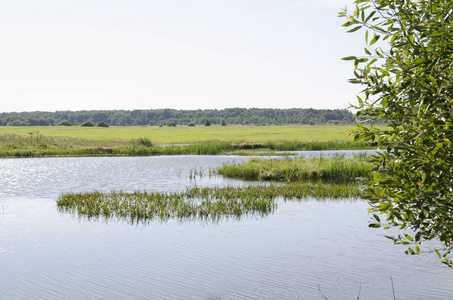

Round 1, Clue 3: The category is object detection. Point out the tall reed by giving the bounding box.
[216,155,372,183]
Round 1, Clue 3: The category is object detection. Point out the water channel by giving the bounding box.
[1,152,452,299]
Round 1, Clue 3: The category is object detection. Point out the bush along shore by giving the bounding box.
[0,133,374,158]
[57,184,363,224]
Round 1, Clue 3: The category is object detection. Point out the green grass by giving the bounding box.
[57,184,363,223]
[216,155,372,183]
[0,124,356,144]
[0,125,376,157]
[0,133,236,157]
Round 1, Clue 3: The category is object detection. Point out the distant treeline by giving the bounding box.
[0,108,355,126]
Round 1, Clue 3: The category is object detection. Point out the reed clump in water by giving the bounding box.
[57,188,276,223]
[216,155,372,183]
[57,184,362,222]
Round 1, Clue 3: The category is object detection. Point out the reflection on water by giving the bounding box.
[0,155,250,198]
[1,153,453,299]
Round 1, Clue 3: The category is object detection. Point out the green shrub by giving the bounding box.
[57,120,73,126]
[188,122,196,127]
[221,120,226,126]
[168,122,176,127]
[80,121,96,127]
[97,121,109,127]
[205,119,211,126]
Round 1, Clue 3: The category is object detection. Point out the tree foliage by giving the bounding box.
[341,0,453,265]
[0,108,355,127]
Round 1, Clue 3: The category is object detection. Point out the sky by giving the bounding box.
[0,0,363,112]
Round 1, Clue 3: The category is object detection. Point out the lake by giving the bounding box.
[1,153,452,299]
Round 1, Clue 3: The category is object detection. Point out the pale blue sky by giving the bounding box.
[0,0,361,112]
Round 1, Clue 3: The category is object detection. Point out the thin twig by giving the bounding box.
[390,276,397,300]
[317,284,329,300]
[357,281,361,299]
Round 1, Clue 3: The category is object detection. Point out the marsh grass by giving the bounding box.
[263,140,371,151]
[216,155,372,183]
[57,184,363,223]
[130,137,153,147]
[0,134,236,157]
[0,132,375,158]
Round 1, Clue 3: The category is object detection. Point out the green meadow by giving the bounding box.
[0,124,354,144]
[0,124,376,157]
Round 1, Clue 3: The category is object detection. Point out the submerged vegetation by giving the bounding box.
[217,155,372,183]
[57,184,363,223]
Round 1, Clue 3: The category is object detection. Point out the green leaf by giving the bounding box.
[348,79,362,84]
[373,214,381,222]
[342,21,353,27]
[369,35,380,46]
[342,56,357,61]
[369,223,381,228]
[364,11,377,23]
[348,26,363,33]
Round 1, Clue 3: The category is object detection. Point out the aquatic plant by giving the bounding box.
[216,155,372,183]
[57,184,363,223]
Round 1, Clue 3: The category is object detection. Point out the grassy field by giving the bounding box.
[0,124,375,157]
[0,124,355,144]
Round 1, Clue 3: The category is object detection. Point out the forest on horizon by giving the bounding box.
[0,108,355,127]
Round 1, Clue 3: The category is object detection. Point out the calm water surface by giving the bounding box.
[1,154,452,299]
